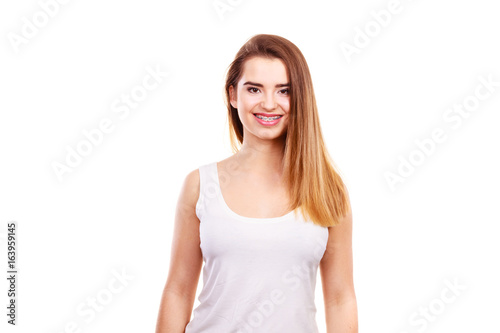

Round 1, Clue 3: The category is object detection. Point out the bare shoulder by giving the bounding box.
[176,167,201,217]
[217,155,242,176]
[185,167,201,199]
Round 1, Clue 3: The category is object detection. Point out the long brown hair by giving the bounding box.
[224,34,351,227]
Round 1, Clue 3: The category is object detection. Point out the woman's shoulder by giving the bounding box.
[179,167,202,210]
[181,159,223,201]
[216,154,242,175]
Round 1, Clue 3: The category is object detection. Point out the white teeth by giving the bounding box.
[255,115,282,121]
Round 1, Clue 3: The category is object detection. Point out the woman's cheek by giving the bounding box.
[280,99,290,113]
[239,94,254,109]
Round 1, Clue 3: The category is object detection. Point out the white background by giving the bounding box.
[1,0,499,332]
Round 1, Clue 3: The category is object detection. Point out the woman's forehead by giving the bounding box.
[239,57,289,86]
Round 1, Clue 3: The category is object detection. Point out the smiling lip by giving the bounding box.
[253,113,283,117]
[253,113,283,126]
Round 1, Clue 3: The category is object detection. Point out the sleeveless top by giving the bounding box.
[184,161,329,333]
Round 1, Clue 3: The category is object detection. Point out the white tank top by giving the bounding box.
[184,161,329,333]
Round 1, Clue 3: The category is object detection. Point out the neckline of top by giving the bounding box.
[213,162,296,223]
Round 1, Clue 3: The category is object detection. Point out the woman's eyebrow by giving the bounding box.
[242,81,290,88]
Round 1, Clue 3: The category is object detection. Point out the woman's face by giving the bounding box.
[229,56,290,144]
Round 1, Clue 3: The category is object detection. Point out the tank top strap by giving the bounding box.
[195,162,220,220]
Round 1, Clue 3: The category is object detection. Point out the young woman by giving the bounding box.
[155,34,358,332]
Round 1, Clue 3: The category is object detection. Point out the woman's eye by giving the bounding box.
[247,87,289,95]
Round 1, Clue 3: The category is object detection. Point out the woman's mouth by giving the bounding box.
[253,113,283,126]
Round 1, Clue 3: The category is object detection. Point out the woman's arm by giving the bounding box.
[155,169,204,333]
[319,190,358,332]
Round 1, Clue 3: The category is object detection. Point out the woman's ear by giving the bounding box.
[229,85,237,109]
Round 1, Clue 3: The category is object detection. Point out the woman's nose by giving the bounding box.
[261,92,277,110]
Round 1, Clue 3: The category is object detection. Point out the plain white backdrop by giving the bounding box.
[1,0,499,332]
